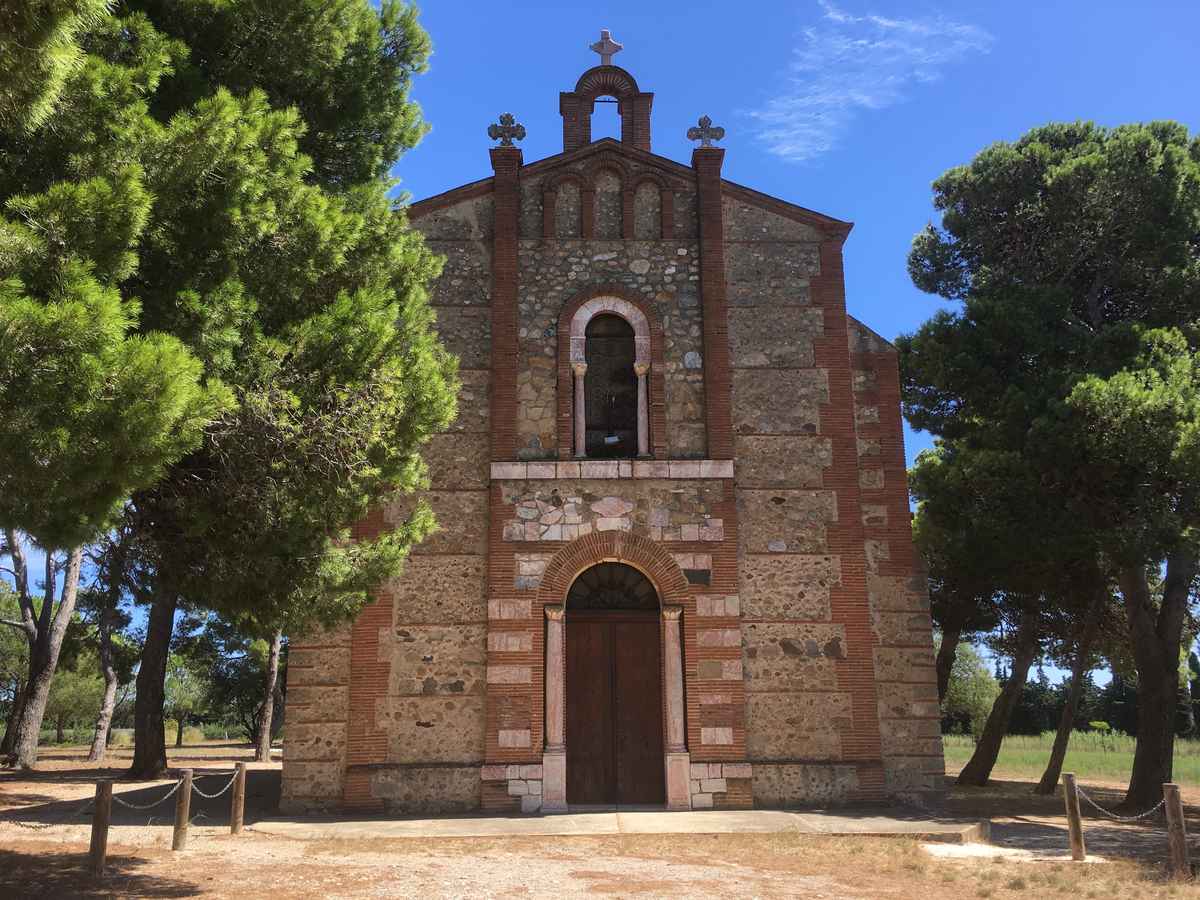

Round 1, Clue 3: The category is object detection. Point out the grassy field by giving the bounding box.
[943,731,1200,786]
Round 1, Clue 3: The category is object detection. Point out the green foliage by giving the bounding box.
[107,0,455,633]
[940,641,1000,735]
[4,0,452,636]
[0,0,113,132]
[902,120,1200,566]
[0,586,28,714]
[135,0,431,187]
[44,649,105,731]
[163,653,207,725]
[0,7,231,551]
[180,616,285,742]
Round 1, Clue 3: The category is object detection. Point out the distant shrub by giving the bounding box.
[38,727,93,745]
[202,723,235,740]
[181,726,205,745]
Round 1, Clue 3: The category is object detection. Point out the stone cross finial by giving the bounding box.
[687,115,725,148]
[590,29,623,65]
[488,112,526,147]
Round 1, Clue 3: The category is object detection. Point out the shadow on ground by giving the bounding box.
[0,770,280,828]
[943,777,1200,863]
[0,846,200,898]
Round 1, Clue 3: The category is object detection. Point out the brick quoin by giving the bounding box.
[489,145,522,460]
[692,147,734,461]
[810,235,888,801]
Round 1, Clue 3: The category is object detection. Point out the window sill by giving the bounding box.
[491,459,733,481]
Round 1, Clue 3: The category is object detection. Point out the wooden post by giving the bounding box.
[1062,772,1086,861]
[89,781,112,877]
[1164,783,1191,879]
[172,769,192,851]
[231,762,247,835]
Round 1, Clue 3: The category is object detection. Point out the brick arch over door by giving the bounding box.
[535,530,691,613]
[556,285,667,459]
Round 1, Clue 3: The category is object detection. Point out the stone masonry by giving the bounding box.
[280,38,942,815]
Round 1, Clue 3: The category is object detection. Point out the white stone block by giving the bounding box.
[527,462,556,479]
[491,463,527,480]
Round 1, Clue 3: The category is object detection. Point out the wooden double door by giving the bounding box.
[565,610,665,805]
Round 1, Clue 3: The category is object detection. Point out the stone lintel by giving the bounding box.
[491,459,734,481]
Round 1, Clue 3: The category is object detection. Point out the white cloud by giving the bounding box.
[750,1,992,161]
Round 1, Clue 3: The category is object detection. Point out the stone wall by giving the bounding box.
[515,162,705,459]
[281,139,938,815]
[849,318,944,802]
[728,200,863,806]
[280,623,352,813]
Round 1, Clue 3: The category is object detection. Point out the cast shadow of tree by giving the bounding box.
[0,847,201,898]
[0,769,280,827]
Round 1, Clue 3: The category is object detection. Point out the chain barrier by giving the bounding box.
[110,778,183,811]
[1076,784,1167,822]
[190,772,238,800]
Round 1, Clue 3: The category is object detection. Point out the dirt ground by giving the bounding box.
[3,742,1200,899]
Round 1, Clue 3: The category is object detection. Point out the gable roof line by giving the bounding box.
[407,138,853,238]
[847,314,897,352]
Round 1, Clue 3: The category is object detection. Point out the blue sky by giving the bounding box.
[398,0,1200,466]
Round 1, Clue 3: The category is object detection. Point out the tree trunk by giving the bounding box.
[54,716,64,744]
[1,680,24,757]
[957,611,1040,786]
[1035,596,1103,794]
[936,623,963,703]
[130,593,178,778]
[87,610,119,762]
[255,630,283,762]
[1120,552,1197,810]
[9,548,84,768]
[175,715,184,748]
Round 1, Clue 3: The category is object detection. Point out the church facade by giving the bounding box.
[281,37,943,815]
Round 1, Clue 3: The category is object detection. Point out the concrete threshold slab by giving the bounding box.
[253,808,987,844]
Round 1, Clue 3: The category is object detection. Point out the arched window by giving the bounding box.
[584,315,638,458]
[567,296,652,459]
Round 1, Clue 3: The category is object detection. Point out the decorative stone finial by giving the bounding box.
[687,115,725,148]
[488,112,526,147]
[590,29,623,66]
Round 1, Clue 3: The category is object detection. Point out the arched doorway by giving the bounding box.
[564,563,665,805]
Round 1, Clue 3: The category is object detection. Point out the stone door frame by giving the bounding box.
[535,531,692,811]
